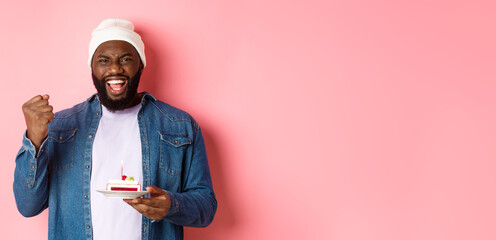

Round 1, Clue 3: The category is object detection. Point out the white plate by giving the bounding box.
[96,190,149,199]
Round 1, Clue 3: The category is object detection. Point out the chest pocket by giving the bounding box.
[159,132,191,176]
[48,128,77,171]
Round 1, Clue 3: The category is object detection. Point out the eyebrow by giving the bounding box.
[97,53,134,59]
[120,53,134,58]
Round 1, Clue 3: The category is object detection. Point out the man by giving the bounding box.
[13,19,217,240]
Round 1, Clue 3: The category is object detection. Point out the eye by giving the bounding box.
[121,58,132,62]
[98,59,109,63]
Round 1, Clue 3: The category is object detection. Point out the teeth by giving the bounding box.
[107,80,125,84]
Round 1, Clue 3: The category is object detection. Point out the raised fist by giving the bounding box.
[22,94,54,150]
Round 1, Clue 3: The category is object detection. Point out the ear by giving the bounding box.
[90,55,95,69]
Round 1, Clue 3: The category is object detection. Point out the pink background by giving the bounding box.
[1,0,496,239]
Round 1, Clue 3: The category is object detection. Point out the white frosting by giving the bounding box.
[108,179,139,185]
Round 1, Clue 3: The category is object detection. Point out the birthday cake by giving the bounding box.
[106,176,141,191]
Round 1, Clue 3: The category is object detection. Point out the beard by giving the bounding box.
[92,69,142,112]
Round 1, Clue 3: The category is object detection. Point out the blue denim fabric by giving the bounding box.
[13,92,217,240]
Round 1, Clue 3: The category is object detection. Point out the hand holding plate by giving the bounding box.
[123,185,171,220]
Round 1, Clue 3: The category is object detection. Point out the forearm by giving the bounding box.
[164,188,217,227]
[13,133,49,217]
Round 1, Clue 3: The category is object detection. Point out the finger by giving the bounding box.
[29,99,50,108]
[27,95,43,104]
[125,201,164,218]
[124,201,146,213]
[127,197,155,206]
[128,197,166,208]
[27,94,49,104]
[47,112,54,123]
[128,201,166,215]
[37,105,54,113]
[124,200,158,214]
[38,112,54,124]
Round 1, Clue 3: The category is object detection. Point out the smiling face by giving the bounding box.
[91,40,143,111]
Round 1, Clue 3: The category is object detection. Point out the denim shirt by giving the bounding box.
[13,92,217,240]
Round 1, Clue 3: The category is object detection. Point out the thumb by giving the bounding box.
[146,185,166,196]
[42,94,50,100]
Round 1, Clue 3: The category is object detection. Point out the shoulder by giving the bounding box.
[142,93,196,123]
[148,100,193,122]
[53,100,90,119]
[49,95,96,130]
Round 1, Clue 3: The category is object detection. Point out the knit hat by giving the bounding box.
[88,19,146,68]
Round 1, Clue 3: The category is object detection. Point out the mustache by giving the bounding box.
[103,74,130,81]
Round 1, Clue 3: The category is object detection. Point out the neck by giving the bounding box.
[126,93,143,109]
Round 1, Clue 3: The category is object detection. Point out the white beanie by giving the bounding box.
[88,19,146,68]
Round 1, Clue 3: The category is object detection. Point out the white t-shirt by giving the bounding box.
[90,104,143,240]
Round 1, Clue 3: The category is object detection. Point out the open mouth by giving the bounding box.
[107,79,126,91]
[106,78,128,96]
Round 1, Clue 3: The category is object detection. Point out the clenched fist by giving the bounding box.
[22,94,54,151]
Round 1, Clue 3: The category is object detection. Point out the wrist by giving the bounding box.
[26,132,46,151]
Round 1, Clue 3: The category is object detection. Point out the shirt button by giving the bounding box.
[85,165,90,169]
[59,136,63,141]
[86,225,90,229]
[174,140,178,144]
[96,112,99,116]
[89,135,93,139]
[31,165,35,169]
[142,136,145,141]
[84,195,88,198]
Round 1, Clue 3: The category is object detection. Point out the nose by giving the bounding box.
[107,61,124,75]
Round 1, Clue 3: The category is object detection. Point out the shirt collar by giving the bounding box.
[87,92,157,103]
